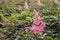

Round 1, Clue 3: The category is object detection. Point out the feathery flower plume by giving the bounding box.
[24,2,29,9]
[29,9,45,34]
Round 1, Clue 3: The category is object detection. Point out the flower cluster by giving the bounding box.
[29,9,45,34]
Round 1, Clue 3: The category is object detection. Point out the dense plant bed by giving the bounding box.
[0,0,60,40]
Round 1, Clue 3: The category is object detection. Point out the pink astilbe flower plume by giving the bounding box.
[24,2,29,9]
[33,9,40,25]
[29,9,45,34]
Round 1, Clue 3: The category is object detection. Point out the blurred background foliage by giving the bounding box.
[0,0,60,40]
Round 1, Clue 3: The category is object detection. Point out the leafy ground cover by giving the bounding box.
[0,0,60,40]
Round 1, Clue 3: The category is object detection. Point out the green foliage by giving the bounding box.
[19,10,33,23]
[8,13,20,21]
[44,36,53,40]
[0,0,60,40]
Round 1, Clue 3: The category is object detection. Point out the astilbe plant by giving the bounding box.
[0,0,60,40]
[24,2,29,9]
[29,9,45,34]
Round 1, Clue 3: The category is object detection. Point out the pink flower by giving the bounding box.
[29,9,45,34]
[24,2,29,9]
[33,9,40,25]
[37,0,42,6]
